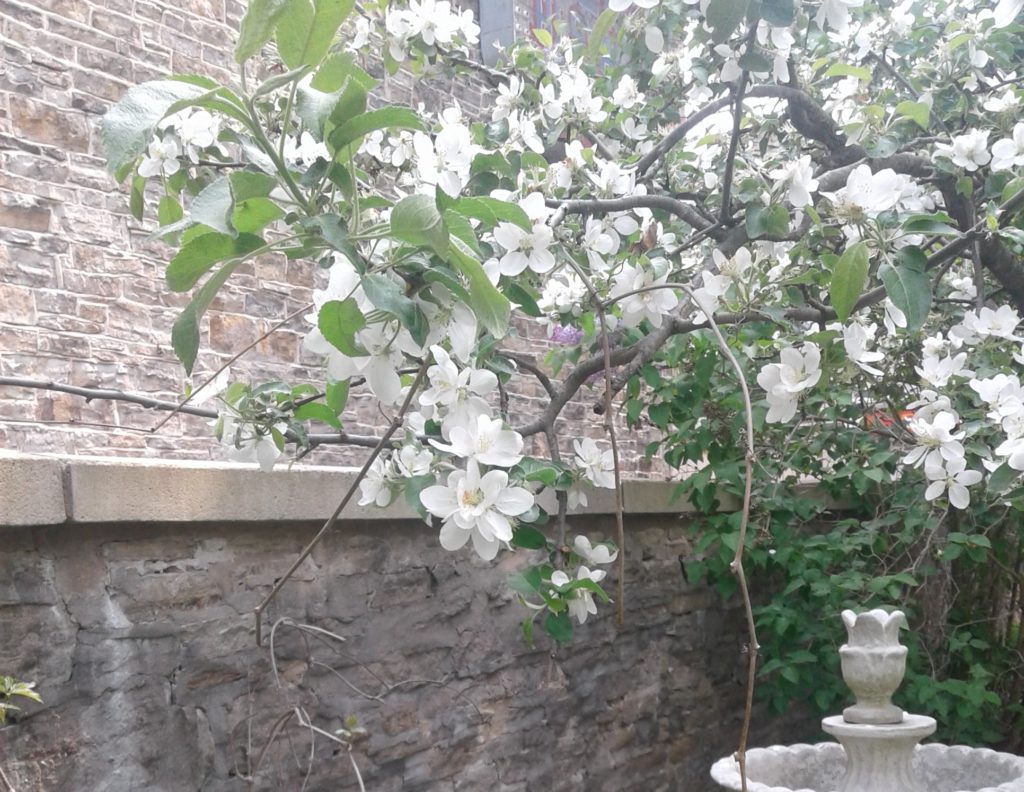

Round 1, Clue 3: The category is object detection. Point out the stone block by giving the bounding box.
[0,453,67,526]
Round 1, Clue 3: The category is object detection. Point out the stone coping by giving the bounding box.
[0,452,740,527]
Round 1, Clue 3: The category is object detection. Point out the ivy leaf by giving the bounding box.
[879,247,931,331]
[235,0,291,62]
[102,79,208,179]
[166,232,264,292]
[391,194,449,256]
[317,298,366,356]
[447,240,510,338]
[361,273,429,347]
[829,241,870,322]
[707,0,750,44]
[276,0,353,69]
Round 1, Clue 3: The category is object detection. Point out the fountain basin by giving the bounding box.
[710,742,1024,792]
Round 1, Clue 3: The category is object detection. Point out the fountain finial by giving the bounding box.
[838,608,907,725]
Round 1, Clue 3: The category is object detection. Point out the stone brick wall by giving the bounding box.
[0,0,675,476]
[0,456,816,792]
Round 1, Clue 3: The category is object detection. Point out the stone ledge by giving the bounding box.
[0,453,712,526]
[0,452,66,526]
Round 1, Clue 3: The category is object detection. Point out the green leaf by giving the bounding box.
[391,194,449,256]
[879,246,931,331]
[293,401,342,428]
[448,242,511,338]
[901,212,960,236]
[276,0,352,69]
[328,106,424,152]
[511,525,548,550]
[313,52,376,92]
[829,241,870,322]
[361,273,429,346]
[190,177,235,234]
[296,81,347,138]
[102,80,208,178]
[235,0,291,62]
[443,209,482,256]
[824,63,873,81]
[988,463,1017,494]
[325,379,349,414]
[504,281,542,317]
[543,611,573,643]
[317,298,365,355]
[585,8,617,60]
[232,197,284,234]
[707,0,750,43]
[405,473,436,517]
[738,50,772,72]
[755,0,795,25]
[533,28,552,47]
[454,196,531,231]
[512,457,570,487]
[158,195,184,226]
[129,174,146,220]
[166,232,264,292]
[172,259,246,374]
[894,100,930,131]
[746,204,789,239]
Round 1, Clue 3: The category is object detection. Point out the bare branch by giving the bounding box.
[546,196,716,234]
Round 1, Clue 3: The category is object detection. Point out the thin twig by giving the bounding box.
[564,252,626,626]
[681,284,758,792]
[253,357,431,645]
[0,765,17,792]
[150,303,311,433]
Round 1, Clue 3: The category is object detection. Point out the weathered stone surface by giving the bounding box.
[0,452,66,525]
[0,509,817,792]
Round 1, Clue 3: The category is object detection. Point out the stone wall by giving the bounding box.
[0,454,816,791]
[0,0,669,479]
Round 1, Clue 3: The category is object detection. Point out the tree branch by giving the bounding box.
[546,196,716,233]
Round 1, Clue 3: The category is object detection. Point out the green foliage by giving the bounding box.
[0,677,42,723]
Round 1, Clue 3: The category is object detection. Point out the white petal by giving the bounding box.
[470,529,501,560]
[439,520,472,551]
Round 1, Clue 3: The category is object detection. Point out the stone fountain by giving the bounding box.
[710,608,1024,792]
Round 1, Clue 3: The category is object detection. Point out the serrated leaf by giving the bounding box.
[829,241,870,322]
[894,100,930,131]
[328,106,424,152]
[361,273,428,346]
[235,0,291,62]
[391,193,449,256]
[707,0,750,44]
[879,247,931,331]
[166,232,264,292]
[102,80,208,177]
[318,298,365,355]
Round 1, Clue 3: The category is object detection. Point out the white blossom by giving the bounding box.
[573,535,618,565]
[933,130,991,171]
[574,438,615,488]
[769,155,818,208]
[757,344,822,423]
[924,457,983,509]
[991,123,1024,171]
[549,566,606,624]
[420,460,534,560]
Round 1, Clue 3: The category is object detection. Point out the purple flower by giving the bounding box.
[550,324,584,345]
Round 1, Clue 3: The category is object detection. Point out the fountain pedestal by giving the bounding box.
[822,714,936,792]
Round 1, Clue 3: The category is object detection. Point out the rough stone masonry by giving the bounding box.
[0,455,815,791]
